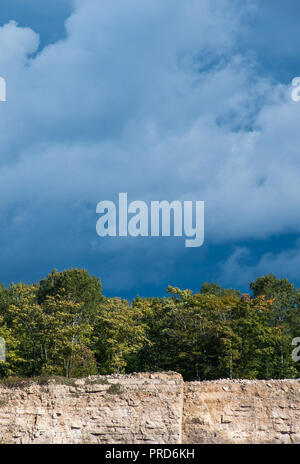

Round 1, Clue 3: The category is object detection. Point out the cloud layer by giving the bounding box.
[0,0,299,293]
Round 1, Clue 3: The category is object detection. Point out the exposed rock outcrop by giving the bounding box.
[183,378,300,444]
[0,373,300,444]
[0,372,182,444]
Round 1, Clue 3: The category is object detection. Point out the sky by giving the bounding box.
[0,0,300,298]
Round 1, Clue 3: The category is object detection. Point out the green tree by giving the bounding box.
[37,268,104,323]
[93,298,150,374]
[7,286,96,377]
[201,281,240,297]
[0,316,24,377]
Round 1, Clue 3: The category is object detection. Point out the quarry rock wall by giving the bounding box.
[183,378,300,444]
[0,372,300,444]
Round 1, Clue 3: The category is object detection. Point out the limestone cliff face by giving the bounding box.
[183,379,300,444]
[0,372,183,444]
[0,373,300,444]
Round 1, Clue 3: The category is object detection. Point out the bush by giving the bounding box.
[86,377,109,385]
[107,382,122,394]
[0,377,31,389]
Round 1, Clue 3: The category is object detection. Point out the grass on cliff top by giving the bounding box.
[0,376,123,395]
[85,377,110,385]
[0,375,78,389]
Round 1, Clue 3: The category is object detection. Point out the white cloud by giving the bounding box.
[0,0,299,288]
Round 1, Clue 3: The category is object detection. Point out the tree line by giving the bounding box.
[0,269,299,381]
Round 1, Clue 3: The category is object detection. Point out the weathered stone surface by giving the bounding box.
[183,378,300,444]
[1,374,300,444]
[0,372,183,444]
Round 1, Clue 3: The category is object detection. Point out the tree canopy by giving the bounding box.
[0,270,299,381]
